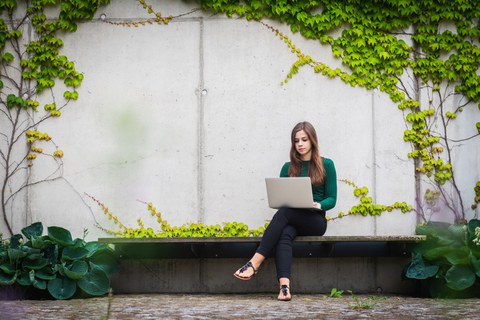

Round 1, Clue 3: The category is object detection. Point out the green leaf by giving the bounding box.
[9,234,23,249]
[16,271,32,286]
[62,260,88,280]
[21,222,43,239]
[32,277,47,290]
[31,235,49,249]
[77,267,110,296]
[447,224,467,242]
[62,246,89,261]
[48,226,74,247]
[47,277,77,300]
[0,270,17,285]
[22,257,49,270]
[445,265,476,291]
[444,247,470,265]
[89,252,118,275]
[2,52,14,63]
[0,263,16,275]
[7,248,27,261]
[35,267,56,281]
[423,246,455,261]
[84,242,112,257]
[405,254,439,279]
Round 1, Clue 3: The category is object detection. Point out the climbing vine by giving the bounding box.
[3,0,479,237]
[195,0,480,223]
[116,0,478,223]
[0,0,109,236]
[86,178,411,237]
[86,193,268,238]
[330,179,412,222]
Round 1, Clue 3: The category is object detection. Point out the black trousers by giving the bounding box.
[256,207,327,280]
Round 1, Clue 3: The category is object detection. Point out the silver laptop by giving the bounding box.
[265,177,314,209]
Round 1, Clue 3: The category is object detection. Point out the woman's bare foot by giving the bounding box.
[278,278,291,301]
[233,253,264,280]
[278,284,291,301]
[233,261,258,280]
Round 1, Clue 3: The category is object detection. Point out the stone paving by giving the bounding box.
[1,293,480,320]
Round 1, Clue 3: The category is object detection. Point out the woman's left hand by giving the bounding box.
[313,202,321,209]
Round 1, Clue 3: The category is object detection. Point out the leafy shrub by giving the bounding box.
[404,219,480,298]
[0,222,118,300]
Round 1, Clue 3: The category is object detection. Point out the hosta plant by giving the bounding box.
[0,222,118,300]
[404,219,480,298]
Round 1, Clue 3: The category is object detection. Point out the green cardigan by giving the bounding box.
[280,158,337,211]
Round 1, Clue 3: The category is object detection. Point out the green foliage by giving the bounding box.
[328,179,413,221]
[327,287,344,298]
[198,0,480,221]
[350,296,377,310]
[1,0,110,235]
[87,194,267,238]
[0,222,118,300]
[404,219,480,298]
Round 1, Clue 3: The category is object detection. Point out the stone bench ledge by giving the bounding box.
[98,235,426,244]
[98,235,425,259]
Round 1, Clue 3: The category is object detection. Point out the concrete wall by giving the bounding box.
[5,1,479,240]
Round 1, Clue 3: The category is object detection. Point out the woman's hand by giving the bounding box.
[313,202,321,209]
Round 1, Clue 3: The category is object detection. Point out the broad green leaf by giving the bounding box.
[48,226,74,247]
[7,248,27,261]
[9,234,23,249]
[61,246,89,261]
[47,277,77,300]
[35,267,56,281]
[84,242,112,257]
[32,278,47,290]
[44,244,59,265]
[445,265,476,291]
[444,247,470,265]
[423,246,455,261]
[89,252,118,275]
[77,267,109,296]
[62,260,88,280]
[0,270,17,285]
[31,235,48,249]
[22,257,49,270]
[405,254,439,280]
[447,224,467,242]
[16,271,32,286]
[0,263,15,275]
[21,222,43,239]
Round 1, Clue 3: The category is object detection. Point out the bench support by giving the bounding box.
[100,235,424,294]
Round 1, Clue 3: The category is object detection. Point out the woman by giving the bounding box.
[233,121,337,301]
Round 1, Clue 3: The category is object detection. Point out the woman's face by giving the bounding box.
[294,130,312,161]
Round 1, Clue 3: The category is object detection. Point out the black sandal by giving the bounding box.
[233,261,258,280]
[278,284,292,301]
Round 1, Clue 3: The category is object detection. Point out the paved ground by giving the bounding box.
[1,293,479,320]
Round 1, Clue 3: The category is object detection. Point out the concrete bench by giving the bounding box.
[99,235,426,259]
[98,235,425,295]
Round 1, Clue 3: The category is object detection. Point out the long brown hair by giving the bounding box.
[288,121,326,185]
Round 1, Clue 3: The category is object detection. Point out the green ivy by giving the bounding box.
[197,0,480,221]
[87,194,268,238]
[331,179,412,221]
[1,0,110,235]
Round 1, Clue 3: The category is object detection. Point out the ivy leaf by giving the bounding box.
[2,52,14,62]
